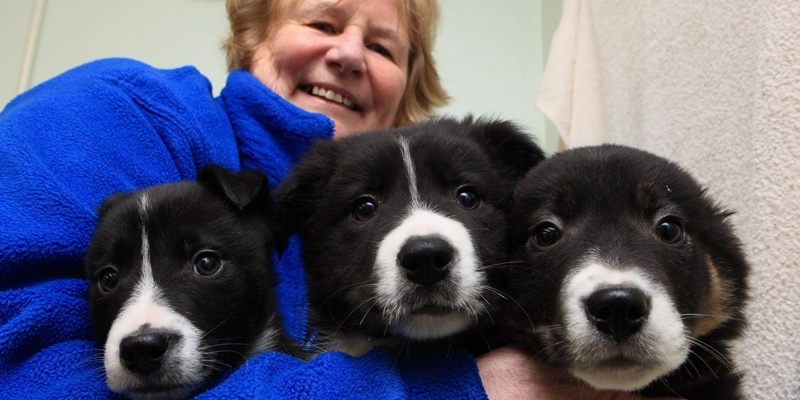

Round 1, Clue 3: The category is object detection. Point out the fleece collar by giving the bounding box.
[219,71,334,188]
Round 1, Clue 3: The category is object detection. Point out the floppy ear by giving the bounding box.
[97,192,133,219]
[274,140,338,231]
[467,116,547,181]
[197,165,271,211]
[198,165,290,253]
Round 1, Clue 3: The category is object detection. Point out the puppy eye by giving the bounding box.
[531,222,561,247]
[656,217,684,243]
[456,186,481,209]
[97,267,119,294]
[193,251,223,277]
[352,196,377,221]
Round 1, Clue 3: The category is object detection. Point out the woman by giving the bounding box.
[0,0,664,398]
[226,0,448,136]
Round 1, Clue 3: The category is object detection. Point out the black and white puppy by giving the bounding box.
[85,165,290,399]
[277,116,545,356]
[506,144,748,399]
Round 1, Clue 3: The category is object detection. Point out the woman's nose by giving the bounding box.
[325,27,366,75]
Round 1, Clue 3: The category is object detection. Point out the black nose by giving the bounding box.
[397,236,453,286]
[584,287,650,342]
[119,328,179,375]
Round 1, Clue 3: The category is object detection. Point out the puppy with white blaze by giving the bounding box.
[277,116,545,356]
[505,144,749,399]
[85,165,292,399]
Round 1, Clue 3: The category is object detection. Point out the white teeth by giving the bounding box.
[310,85,355,109]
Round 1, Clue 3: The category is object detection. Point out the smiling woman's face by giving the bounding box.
[250,0,410,138]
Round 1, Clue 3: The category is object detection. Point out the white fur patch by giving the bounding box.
[374,208,484,340]
[562,261,688,390]
[398,137,421,208]
[389,311,474,340]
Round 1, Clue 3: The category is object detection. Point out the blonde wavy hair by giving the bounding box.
[223,0,450,127]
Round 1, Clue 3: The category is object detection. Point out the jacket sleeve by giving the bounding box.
[0,58,239,285]
[0,58,239,396]
[197,348,488,399]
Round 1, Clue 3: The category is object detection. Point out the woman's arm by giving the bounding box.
[477,346,683,400]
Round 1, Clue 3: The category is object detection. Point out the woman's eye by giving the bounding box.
[368,44,393,60]
[531,222,561,247]
[456,187,481,209]
[656,217,684,244]
[352,196,377,221]
[98,268,119,293]
[193,251,223,277]
[309,22,335,34]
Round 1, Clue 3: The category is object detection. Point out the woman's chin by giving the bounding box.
[330,115,372,139]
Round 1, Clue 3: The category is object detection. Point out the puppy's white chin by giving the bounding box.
[572,360,683,391]
[389,311,472,340]
[561,262,690,391]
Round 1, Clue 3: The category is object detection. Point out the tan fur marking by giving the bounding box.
[635,180,652,210]
[692,255,733,337]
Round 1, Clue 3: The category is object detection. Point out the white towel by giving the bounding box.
[537,1,800,399]
[536,0,605,147]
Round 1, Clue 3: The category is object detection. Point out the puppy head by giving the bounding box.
[85,165,284,398]
[278,116,544,347]
[507,144,748,391]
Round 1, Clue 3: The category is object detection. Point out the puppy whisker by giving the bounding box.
[680,313,744,323]
[334,294,381,333]
[200,316,232,340]
[359,300,380,326]
[482,285,509,301]
[476,260,527,272]
[319,282,379,310]
[685,336,735,372]
[488,286,536,336]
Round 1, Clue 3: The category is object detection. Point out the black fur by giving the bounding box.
[277,116,544,355]
[505,144,748,399]
[85,165,291,399]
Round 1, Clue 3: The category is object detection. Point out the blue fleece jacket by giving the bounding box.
[0,58,487,399]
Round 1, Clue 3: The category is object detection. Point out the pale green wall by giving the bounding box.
[0,0,37,106]
[1,0,562,152]
[1,0,229,107]
[436,0,562,152]
[26,0,230,94]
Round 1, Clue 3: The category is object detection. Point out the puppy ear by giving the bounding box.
[467,116,547,180]
[198,165,289,254]
[274,141,337,231]
[197,165,271,211]
[97,192,132,219]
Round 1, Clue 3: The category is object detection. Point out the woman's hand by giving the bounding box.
[476,346,683,400]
